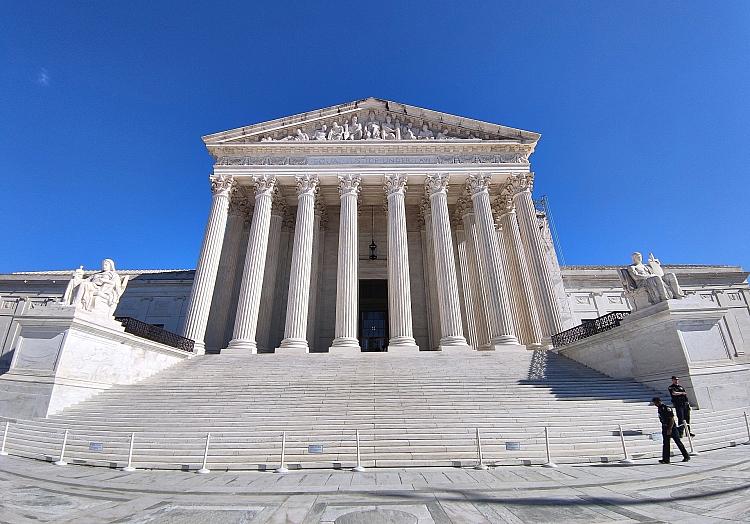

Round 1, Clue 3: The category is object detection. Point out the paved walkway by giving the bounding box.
[0,446,748,523]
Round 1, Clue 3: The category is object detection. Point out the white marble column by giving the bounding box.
[330,174,361,354]
[277,175,319,354]
[182,175,234,355]
[508,173,564,344]
[256,191,286,352]
[467,174,519,348]
[425,174,471,352]
[419,200,441,350]
[226,176,277,352]
[495,191,543,349]
[384,174,419,353]
[306,201,326,351]
[205,187,252,352]
[456,198,489,350]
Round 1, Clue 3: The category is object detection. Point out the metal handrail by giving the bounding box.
[115,317,194,352]
[552,311,630,348]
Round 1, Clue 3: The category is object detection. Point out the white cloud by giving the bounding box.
[36,68,50,86]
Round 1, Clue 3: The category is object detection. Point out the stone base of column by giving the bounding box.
[276,338,309,355]
[387,344,421,354]
[328,338,361,356]
[223,339,258,354]
[438,336,472,353]
[192,341,206,356]
[525,342,545,351]
[486,343,526,352]
[487,335,521,348]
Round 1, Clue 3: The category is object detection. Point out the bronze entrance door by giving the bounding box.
[359,279,388,352]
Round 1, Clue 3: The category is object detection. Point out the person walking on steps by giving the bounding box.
[668,375,694,437]
[652,397,690,464]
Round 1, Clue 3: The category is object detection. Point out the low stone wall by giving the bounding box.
[0,303,191,419]
[559,297,750,410]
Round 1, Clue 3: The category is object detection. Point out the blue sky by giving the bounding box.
[1,1,748,273]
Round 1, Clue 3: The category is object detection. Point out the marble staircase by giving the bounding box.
[2,350,748,471]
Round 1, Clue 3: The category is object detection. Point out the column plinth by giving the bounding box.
[385,175,419,353]
[277,175,319,355]
[425,174,471,352]
[330,175,361,355]
[182,175,234,355]
[467,174,519,349]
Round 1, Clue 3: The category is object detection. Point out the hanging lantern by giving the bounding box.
[369,206,378,259]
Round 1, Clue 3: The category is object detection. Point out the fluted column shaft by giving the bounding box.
[467,175,518,346]
[425,174,469,349]
[277,175,319,353]
[257,210,283,351]
[227,176,277,352]
[385,175,418,351]
[182,175,234,355]
[204,191,250,352]
[498,198,543,349]
[510,174,564,343]
[330,175,360,352]
[461,211,491,348]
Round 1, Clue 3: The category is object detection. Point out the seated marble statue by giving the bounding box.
[401,121,417,140]
[72,258,129,316]
[624,251,684,306]
[293,128,309,141]
[365,115,381,139]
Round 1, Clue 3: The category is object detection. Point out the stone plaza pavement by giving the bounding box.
[0,446,748,523]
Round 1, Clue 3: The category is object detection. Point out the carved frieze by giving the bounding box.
[215,152,529,167]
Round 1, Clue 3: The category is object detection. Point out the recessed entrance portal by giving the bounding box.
[359,279,388,352]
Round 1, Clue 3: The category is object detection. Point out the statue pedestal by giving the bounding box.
[560,296,750,410]
[0,302,190,420]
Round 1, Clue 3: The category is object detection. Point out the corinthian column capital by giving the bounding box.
[492,190,515,217]
[210,175,235,196]
[338,174,361,197]
[425,173,450,196]
[506,172,535,195]
[384,174,408,196]
[252,175,277,197]
[295,175,319,197]
[466,173,491,196]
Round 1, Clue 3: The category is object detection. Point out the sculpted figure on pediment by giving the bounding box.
[382,115,400,140]
[401,121,417,140]
[344,115,363,140]
[327,121,345,140]
[365,111,381,139]
[418,123,435,140]
[436,128,452,140]
[312,124,328,141]
[293,128,309,141]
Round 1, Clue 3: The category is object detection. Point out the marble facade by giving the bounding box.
[179,98,571,355]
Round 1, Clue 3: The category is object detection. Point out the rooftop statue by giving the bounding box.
[61,266,85,304]
[618,252,684,310]
[69,259,130,317]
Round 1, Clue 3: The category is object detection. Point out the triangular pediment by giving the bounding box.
[203,97,539,145]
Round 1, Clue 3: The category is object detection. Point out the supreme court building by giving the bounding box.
[180,98,574,355]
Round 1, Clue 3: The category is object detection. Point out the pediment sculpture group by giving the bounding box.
[60,258,129,318]
[260,111,481,142]
[620,251,684,310]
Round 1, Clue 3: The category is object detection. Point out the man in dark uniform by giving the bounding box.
[668,376,694,437]
[652,396,690,464]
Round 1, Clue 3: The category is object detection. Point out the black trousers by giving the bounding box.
[674,403,691,435]
[662,425,689,462]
